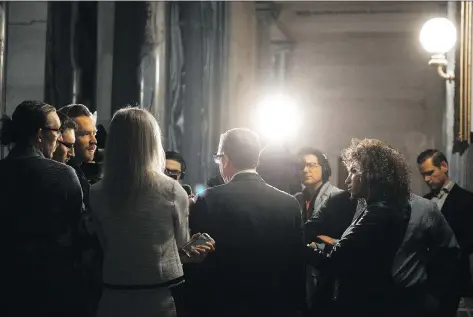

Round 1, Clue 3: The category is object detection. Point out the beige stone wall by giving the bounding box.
[6,2,48,115]
[273,2,447,195]
[226,2,258,129]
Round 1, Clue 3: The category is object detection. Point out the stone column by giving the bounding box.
[95,2,115,128]
[111,2,168,140]
[226,2,258,128]
[6,2,48,115]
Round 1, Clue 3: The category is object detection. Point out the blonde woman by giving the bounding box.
[90,107,212,317]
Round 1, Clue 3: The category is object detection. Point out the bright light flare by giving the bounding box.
[420,17,456,54]
[254,94,300,142]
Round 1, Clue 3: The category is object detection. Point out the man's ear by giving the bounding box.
[440,161,449,174]
[36,128,43,144]
[222,155,230,168]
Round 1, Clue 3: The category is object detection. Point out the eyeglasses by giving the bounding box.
[300,163,320,170]
[213,153,224,164]
[43,126,62,136]
[164,168,181,180]
[58,140,75,150]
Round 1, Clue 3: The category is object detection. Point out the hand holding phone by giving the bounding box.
[181,233,215,258]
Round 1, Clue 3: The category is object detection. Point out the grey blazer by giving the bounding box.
[312,182,343,219]
[90,174,190,286]
[393,194,459,289]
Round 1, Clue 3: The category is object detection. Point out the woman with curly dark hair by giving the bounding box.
[307,138,411,317]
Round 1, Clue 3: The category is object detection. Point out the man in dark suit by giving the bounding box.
[417,149,473,317]
[0,101,85,316]
[187,128,305,317]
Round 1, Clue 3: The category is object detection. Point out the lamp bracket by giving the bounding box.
[428,54,455,81]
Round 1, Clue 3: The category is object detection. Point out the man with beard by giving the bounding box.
[59,104,101,316]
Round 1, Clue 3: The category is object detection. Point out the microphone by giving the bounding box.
[181,184,193,196]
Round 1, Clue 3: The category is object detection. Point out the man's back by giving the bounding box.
[188,172,304,316]
[393,195,458,287]
[424,184,473,296]
[0,146,84,314]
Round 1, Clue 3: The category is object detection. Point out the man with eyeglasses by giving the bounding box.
[165,150,186,181]
[187,128,305,317]
[294,147,341,314]
[295,147,341,224]
[52,112,77,164]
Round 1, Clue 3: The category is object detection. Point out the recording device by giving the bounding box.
[181,233,213,258]
[82,148,105,184]
[181,184,193,196]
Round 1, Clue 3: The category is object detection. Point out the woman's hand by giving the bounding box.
[317,235,338,246]
[180,233,216,263]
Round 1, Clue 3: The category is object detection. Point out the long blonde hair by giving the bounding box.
[102,107,166,209]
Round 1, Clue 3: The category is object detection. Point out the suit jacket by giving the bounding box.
[0,146,84,315]
[393,195,459,291]
[303,190,356,314]
[187,172,305,317]
[424,184,473,296]
[295,182,342,223]
[304,190,356,244]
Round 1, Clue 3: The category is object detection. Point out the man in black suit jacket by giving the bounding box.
[0,101,85,316]
[417,149,473,316]
[187,128,305,317]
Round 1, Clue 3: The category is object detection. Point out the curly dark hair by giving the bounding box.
[341,138,411,206]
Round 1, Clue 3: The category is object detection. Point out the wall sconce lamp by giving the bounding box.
[420,17,457,81]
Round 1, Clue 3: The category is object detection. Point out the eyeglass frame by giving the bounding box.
[300,162,321,170]
[213,153,224,164]
[164,168,182,178]
[57,140,75,151]
[42,126,62,136]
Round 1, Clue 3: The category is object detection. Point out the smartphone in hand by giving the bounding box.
[181,233,214,257]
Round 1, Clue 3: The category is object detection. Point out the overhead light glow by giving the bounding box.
[254,94,300,142]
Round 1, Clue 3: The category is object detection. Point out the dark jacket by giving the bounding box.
[306,200,409,317]
[68,157,103,315]
[303,190,356,313]
[306,191,461,317]
[0,146,85,315]
[304,190,356,244]
[424,184,473,296]
[187,172,305,317]
[295,182,342,224]
[393,195,460,317]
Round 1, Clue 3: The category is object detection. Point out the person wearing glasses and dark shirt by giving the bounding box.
[52,112,77,164]
[294,147,341,224]
[0,101,85,316]
[165,150,194,197]
[165,150,186,181]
